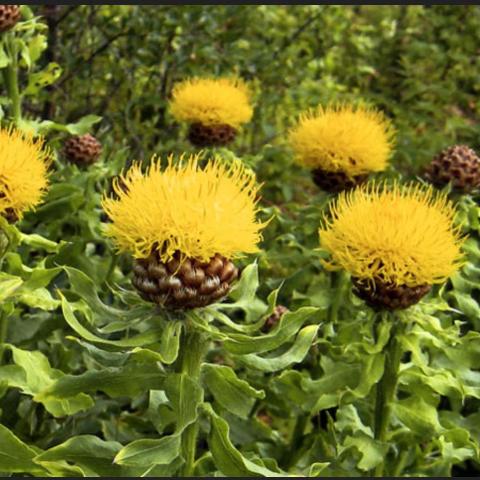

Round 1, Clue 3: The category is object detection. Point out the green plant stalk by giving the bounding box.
[373,312,403,477]
[0,310,8,344]
[178,320,209,477]
[329,270,349,324]
[287,412,309,469]
[2,33,21,123]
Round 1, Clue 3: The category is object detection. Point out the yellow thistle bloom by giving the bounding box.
[0,127,50,219]
[319,182,464,287]
[169,77,253,128]
[102,154,266,262]
[289,104,395,176]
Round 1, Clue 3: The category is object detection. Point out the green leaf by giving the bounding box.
[164,373,203,432]
[65,114,102,135]
[24,62,62,95]
[0,273,23,302]
[223,306,318,355]
[226,262,259,306]
[341,434,385,471]
[19,232,60,252]
[113,435,181,467]
[203,364,265,418]
[0,424,44,474]
[0,345,93,417]
[448,291,480,320]
[59,291,164,348]
[236,324,319,372]
[205,404,285,477]
[17,287,60,310]
[37,363,165,400]
[0,42,10,68]
[27,33,48,65]
[393,396,442,438]
[157,320,182,364]
[34,435,123,477]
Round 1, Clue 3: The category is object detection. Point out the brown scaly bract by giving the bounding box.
[63,134,102,166]
[132,251,238,309]
[0,5,20,33]
[424,145,480,193]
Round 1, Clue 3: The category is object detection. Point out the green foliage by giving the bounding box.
[0,4,479,478]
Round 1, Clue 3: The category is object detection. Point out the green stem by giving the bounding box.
[2,33,21,123]
[287,412,309,468]
[178,320,208,477]
[373,312,403,477]
[105,252,118,285]
[329,270,349,324]
[392,448,409,477]
[0,310,8,344]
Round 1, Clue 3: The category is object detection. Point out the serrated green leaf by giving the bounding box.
[35,435,123,476]
[393,397,442,438]
[0,345,93,417]
[236,324,319,372]
[223,306,318,355]
[203,364,265,418]
[37,363,165,400]
[0,424,44,474]
[59,291,164,348]
[205,404,285,477]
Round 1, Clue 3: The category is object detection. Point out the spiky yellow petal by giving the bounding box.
[319,181,464,286]
[0,126,50,219]
[289,104,395,176]
[102,154,266,262]
[169,77,253,128]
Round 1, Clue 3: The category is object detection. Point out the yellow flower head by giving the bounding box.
[169,77,253,128]
[102,154,266,262]
[289,104,395,176]
[319,182,464,287]
[0,126,50,219]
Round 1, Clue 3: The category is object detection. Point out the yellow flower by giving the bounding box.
[289,104,395,176]
[169,77,253,128]
[0,126,50,219]
[319,182,464,287]
[102,154,266,261]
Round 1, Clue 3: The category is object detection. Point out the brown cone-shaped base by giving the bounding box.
[132,251,239,310]
[188,122,237,148]
[0,191,18,224]
[423,145,480,193]
[352,277,431,311]
[63,134,102,166]
[311,168,368,194]
[0,5,20,32]
[3,208,18,224]
[261,305,289,333]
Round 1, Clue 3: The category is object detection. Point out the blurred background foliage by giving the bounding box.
[30,5,480,168]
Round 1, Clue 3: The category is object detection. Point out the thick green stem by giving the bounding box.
[286,412,309,469]
[0,311,8,344]
[373,313,403,477]
[178,321,208,477]
[2,33,21,123]
[329,270,349,324]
